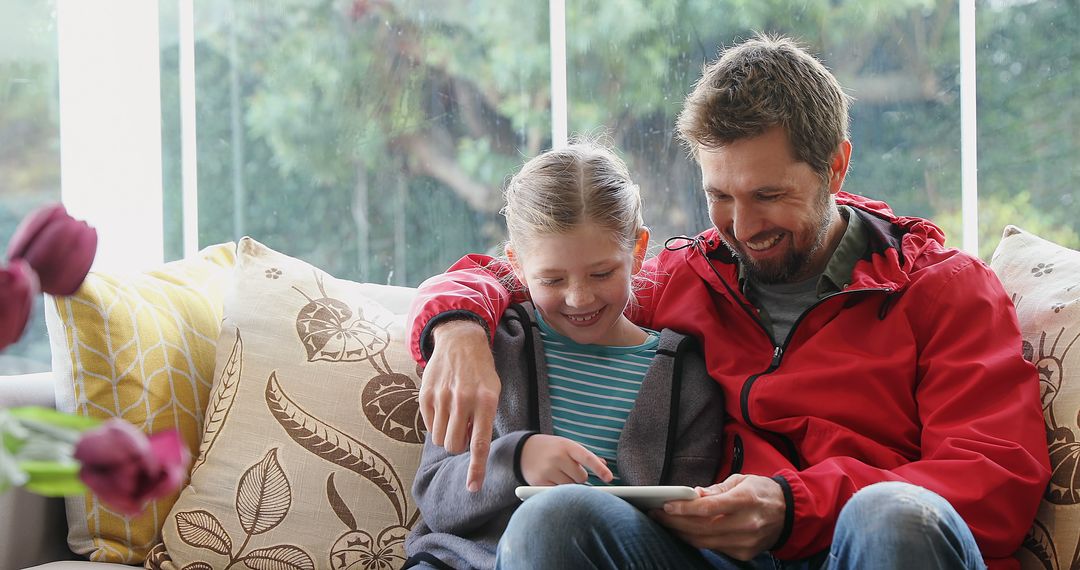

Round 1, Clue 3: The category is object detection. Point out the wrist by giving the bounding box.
[432,317,488,343]
[513,432,539,485]
[421,311,489,359]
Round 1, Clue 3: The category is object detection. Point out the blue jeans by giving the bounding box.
[494,481,986,570]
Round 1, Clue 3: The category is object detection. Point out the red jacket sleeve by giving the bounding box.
[407,254,522,364]
[407,253,668,364]
[772,259,1051,563]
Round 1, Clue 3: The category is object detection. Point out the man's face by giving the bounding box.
[699,126,847,284]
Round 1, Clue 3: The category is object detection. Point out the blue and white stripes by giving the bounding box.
[535,313,659,485]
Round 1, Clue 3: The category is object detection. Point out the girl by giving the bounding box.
[404,141,723,570]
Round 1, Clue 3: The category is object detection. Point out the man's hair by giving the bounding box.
[676,34,852,182]
[502,138,644,254]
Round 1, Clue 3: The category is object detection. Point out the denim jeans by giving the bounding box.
[494,481,985,570]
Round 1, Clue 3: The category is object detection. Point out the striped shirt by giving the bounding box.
[535,312,660,485]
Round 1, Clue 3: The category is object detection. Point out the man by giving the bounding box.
[407,35,1049,569]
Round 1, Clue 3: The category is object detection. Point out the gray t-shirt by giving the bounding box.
[747,273,821,345]
[741,205,870,345]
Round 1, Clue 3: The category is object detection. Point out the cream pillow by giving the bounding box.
[149,237,424,570]
[44,243,236,563]
[989,226,1080,570]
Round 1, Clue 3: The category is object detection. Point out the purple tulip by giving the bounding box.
[73,419,191,516]
[6,203,97,296]
[0,259,38,350]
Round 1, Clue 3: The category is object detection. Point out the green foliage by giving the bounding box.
[0,407,98,496]
[936,192,1080,260]
[161,0,1076,287]
[975,0,1079,236]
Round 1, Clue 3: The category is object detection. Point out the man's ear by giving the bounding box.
[828,140,853,195]
[631,227,650,275]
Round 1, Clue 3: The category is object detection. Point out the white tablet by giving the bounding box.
[515,485,698,510]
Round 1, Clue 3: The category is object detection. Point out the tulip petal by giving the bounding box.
[0,260,39,350]
[5,203,67,261]
[15,215,97,296]
[73,421,190,516]
[144,430,191,499]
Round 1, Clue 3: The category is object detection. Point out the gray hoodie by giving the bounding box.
[405,303,725,570]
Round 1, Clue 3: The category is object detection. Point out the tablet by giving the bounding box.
[515,485,698,510]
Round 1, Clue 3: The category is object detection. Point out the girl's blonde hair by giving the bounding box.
[502,140,644,253]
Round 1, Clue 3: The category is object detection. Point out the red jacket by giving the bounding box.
[408,192,1050,568]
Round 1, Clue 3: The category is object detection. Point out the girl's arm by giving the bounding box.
[412,430,535,535]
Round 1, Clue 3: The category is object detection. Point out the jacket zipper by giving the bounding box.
[698,243,897,469]
[731,434,744,474]
[657,335,690,485]
[737,287,894,468]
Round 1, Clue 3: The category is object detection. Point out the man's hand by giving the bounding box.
[419,319,502,492]
[650,474,786,561]
[520,434,613,486]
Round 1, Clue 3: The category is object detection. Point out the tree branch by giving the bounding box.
[395,133,499,213]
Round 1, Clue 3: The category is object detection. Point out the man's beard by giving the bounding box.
[721,189,835,285]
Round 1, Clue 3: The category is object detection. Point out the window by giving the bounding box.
[1,0,1077,374]
[166,1,550,285]
[564,1,965,245]
[972,0,1078,259]
[0,0,61,373]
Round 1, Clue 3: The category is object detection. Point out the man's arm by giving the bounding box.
[408,254,521,364]
[407,254,520,491]
[769,259,1049,559]
[659,258,1050,562]
[654,474,786,561]
[421,320,501,492]
[409,253,666,490]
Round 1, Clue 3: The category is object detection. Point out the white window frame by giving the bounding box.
[959,0,979,256]
[57,0,165,272]
[55,0,982,267]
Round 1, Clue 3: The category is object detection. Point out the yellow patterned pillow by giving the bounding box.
[43,243,236,563]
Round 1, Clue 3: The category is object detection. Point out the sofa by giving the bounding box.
[1,227,1077,570]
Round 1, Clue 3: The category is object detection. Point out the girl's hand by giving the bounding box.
[520,434,613,486]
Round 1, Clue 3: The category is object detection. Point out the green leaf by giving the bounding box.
[19,460,87,497]
[8,407,101,432]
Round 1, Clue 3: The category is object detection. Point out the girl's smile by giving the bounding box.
[508,223,649,347]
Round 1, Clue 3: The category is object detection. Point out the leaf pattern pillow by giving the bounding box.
[989,226,1080,570]
[148,237,424,570]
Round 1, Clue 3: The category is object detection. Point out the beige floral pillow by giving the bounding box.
[148,238,424,570]
[990,225,1080,570]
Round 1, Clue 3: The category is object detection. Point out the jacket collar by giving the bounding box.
[679,192,946,297]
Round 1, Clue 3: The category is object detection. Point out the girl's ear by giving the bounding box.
[505,243,526,284]
[631,227,650,275]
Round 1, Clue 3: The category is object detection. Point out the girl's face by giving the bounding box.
[509,223,649,347]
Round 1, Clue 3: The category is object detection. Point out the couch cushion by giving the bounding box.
[43,243,235,563]
[149,237,424,569]
[25,563,135,569]
[989,225,1080,570]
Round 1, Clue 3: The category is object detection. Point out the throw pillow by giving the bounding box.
[43,243,236,563]
[989,225,1080,570]
[149,237,424,570]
